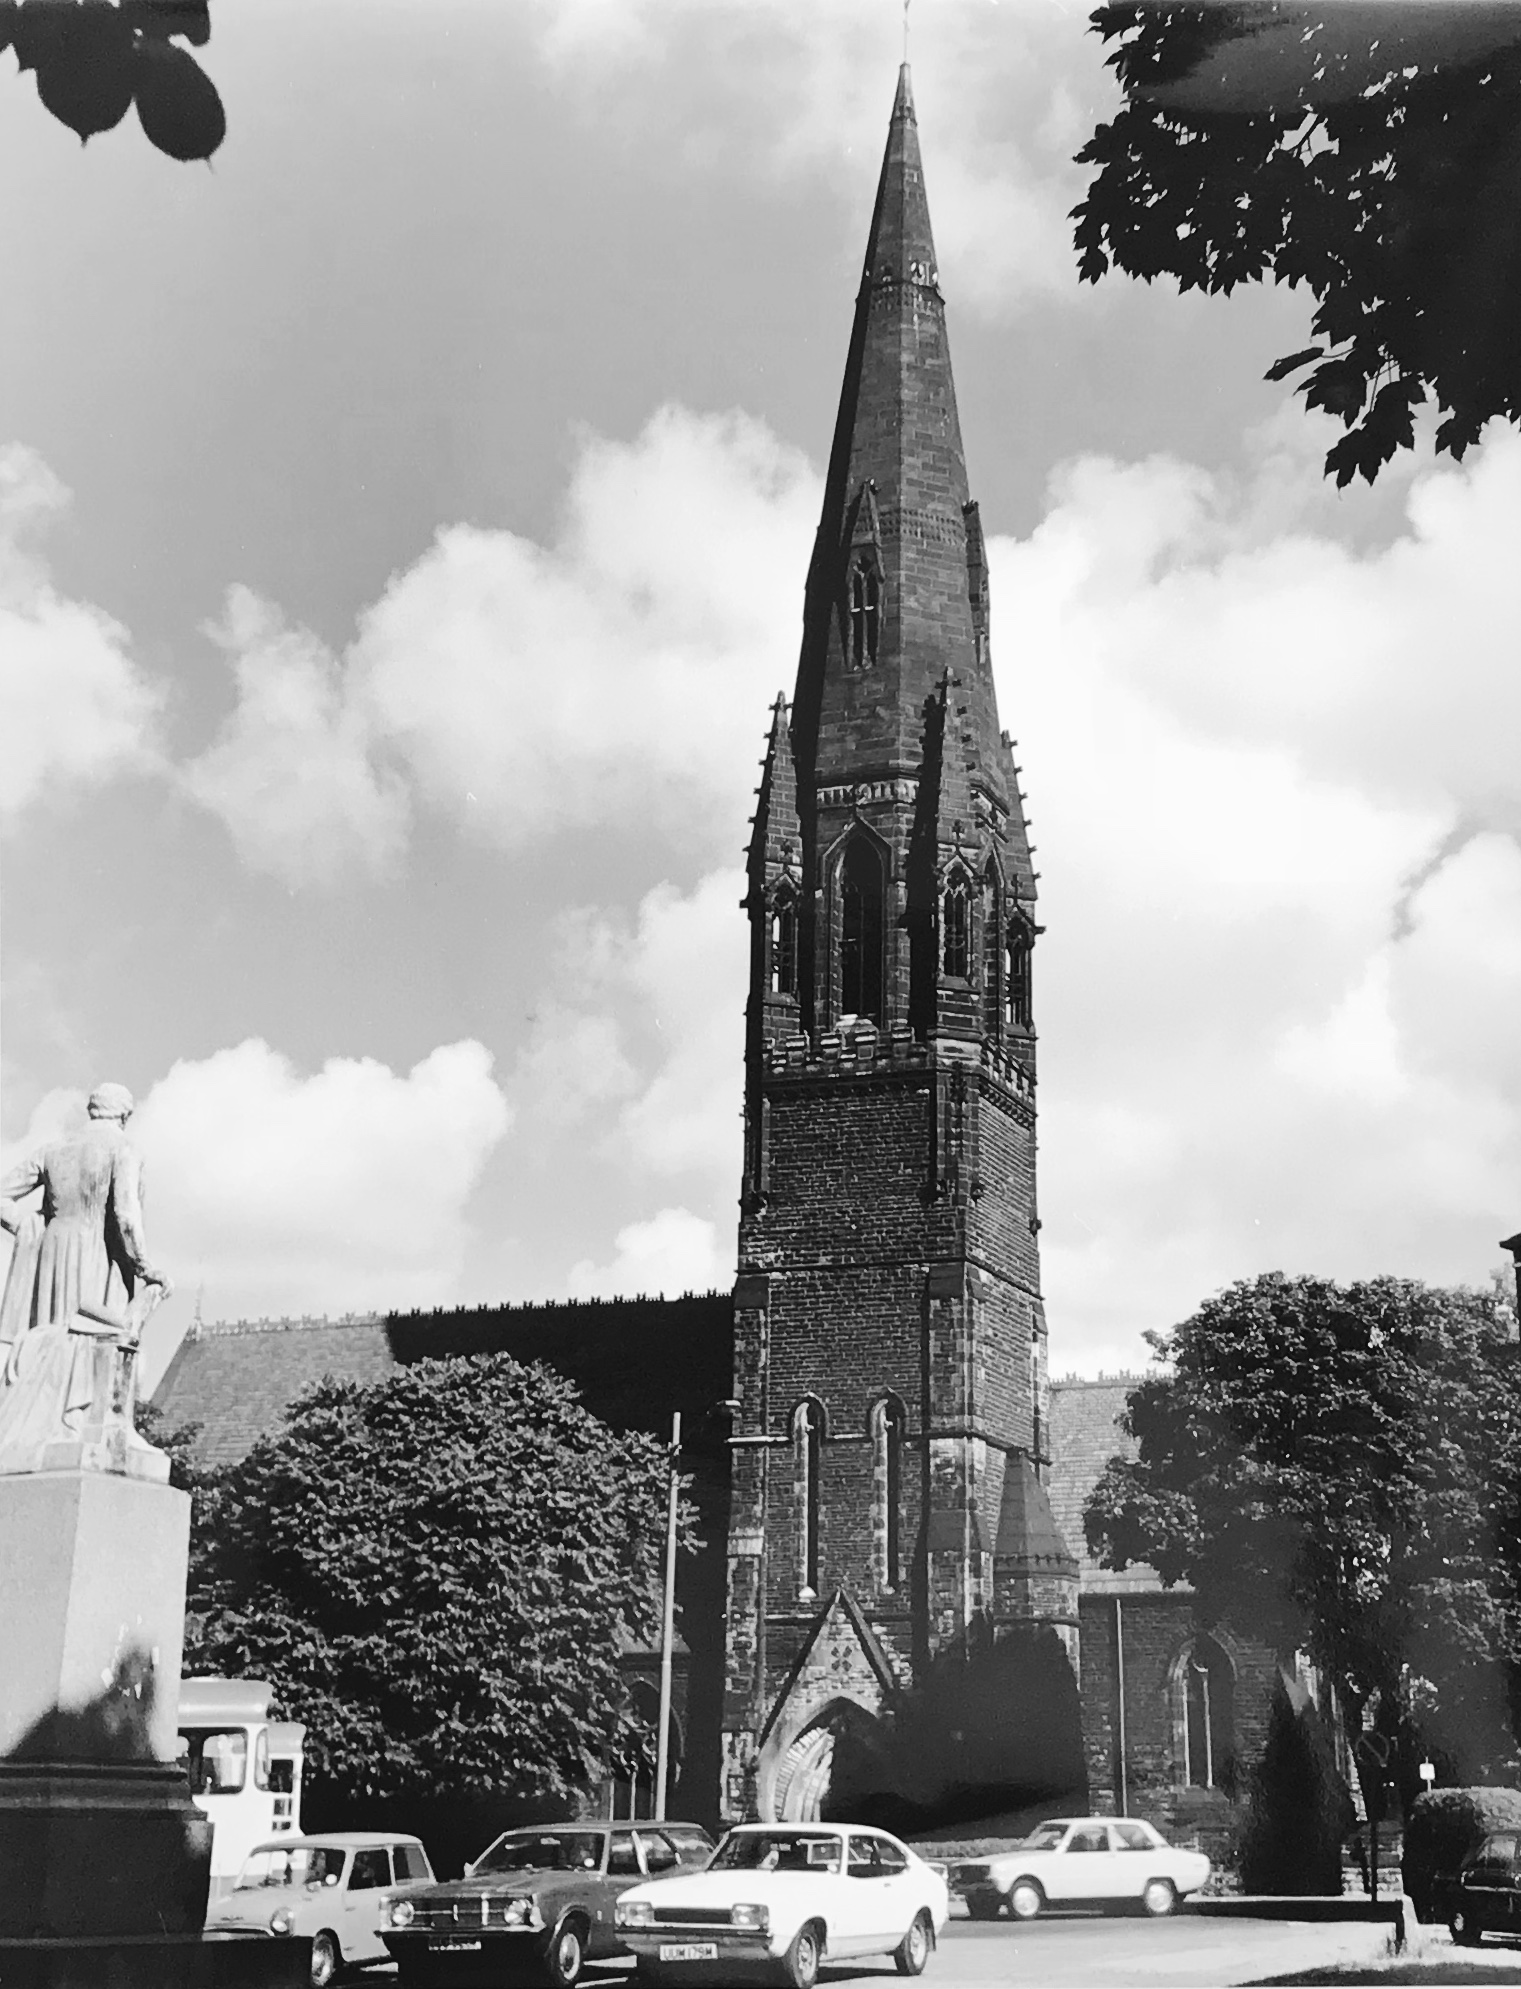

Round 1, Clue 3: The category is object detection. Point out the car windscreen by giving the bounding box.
[1023,1824,1068,1851]
[236,1845,347,1890]
[475,1832,603,1875]
[711,1833,842,1873]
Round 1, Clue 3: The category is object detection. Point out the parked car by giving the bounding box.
[383,1820,715,1987]
[203,1830,436,1987]
[1450,1829,1521,1944]
[950,1816,1210,1920]
[614,1821,949,1987]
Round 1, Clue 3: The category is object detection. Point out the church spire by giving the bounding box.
[791,61,1004,794]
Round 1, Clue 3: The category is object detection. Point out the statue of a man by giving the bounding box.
[0,1084,172,1472]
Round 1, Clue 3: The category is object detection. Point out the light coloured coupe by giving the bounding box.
[951,1816,1210,1920]
[615,1822,949,1987]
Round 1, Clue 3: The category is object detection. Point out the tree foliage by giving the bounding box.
[1085,1273,1521,1782]
[6,0,223,160]
[185,1353,689,1809]
[1074,4,1521,484]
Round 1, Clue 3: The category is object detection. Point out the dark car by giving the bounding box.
[1450,1830,1521,1945]
[382,1820,714,1987]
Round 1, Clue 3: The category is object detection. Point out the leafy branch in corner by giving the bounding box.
[1074,4,1521,484]
[5,0,223,160]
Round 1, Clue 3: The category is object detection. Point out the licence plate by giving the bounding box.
[659,1942,720,1961]
[429,1937,484,1950]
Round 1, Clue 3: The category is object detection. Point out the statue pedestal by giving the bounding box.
[0,1471,210,1943]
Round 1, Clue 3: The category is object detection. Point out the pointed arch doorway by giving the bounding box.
[769,1699,890,1823]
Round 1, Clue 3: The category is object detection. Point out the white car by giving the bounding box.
[951,1816,1210,1921]
[615,1822,948,1987]
[204,1831,436,1987]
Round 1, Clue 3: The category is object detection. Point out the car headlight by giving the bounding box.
[730,1902,769,1934]
[500,1897,537,1926]
[388,1899,416,1929]
[616,1899,654,1928]
[268,1908,294,1936]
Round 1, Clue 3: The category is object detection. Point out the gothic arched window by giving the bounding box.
[942,874,970,979]
[848,563,882,669]
[1005,912,1034,1030]
[1180,1635,1236,1790]
[840,840,885,1023]
[793,1399,826,1596]
[871,1394,907,1592]
[770,891,798,998]
[981,865,1001,1032]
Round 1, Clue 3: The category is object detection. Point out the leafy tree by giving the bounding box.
[185,1353,690,1815]
[1074,4,1521,484]
[6,0,224,159]
[1085,1273,1521,1791]
[133,1395,215,1502]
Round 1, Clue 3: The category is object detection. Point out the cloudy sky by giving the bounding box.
[3,0,1517,1393]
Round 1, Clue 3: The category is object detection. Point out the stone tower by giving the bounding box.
[720,67,1077,1827]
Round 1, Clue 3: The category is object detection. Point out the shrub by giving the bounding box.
[1402,1787,1521,1922]
[1237,1673,1355,1895]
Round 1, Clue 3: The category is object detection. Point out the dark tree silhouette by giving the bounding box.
[1074,3,1521,484]
[6,0,223,160]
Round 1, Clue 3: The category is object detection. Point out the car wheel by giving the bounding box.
[1451,1905,1484,1946]
[780,1920,822,1989]
[966,1894,1003,1920]
[544,1915,588,1987]
[1007,1879,1044,1921]
[309,1931,341,1989]
[1141,1879,1179,1918]
[893,1909,934,1976]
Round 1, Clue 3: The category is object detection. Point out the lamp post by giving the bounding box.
[654,1411,681,1821]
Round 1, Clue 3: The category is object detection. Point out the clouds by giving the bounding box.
[996,421,1521,1366]
[185,408,818,888]
[568,1208,726,1300]
[511,869,747,1292]
[180,589,411,888]
[0,445,160,826]
[133,1037,510,1319]
[527,0,1105,317]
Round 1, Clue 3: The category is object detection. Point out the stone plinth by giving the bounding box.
[0,1471,210,1941]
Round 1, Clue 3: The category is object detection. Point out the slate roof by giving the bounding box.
[152,1313,396,1468]
[151,1292,736,1470]
[1047,1375,1170,1596]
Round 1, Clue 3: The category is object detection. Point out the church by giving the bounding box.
[155,70,1275,1853]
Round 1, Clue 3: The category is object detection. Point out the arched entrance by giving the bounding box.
[769,1699,889,1822]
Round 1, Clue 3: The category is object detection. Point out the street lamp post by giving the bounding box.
[654,1411,681,1821]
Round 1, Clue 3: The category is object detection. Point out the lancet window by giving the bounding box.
[770,891,798,998]
[981,864,1002,1031]
[840,840,885,1023]
[1005,913,1034,1029]
[793,1398,826,1597]
[848,562,882,670]
[1179,1635,1236,1790]
[942,874,970,979]
[871,1394,907,1592]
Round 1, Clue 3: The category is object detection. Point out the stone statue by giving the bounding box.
[0,1083,173,1478]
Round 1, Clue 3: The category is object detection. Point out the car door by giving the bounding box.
[1109,1820,1157,1903]
[837,1832,901,1954]
[1463,1829,1511,1925]
[870,1834,922,1943]
[342,1846,392,1960]
[1057,1825,1118,1903]
[591,1829,645,1958]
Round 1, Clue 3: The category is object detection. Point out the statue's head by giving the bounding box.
[86,1082,135,1126]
